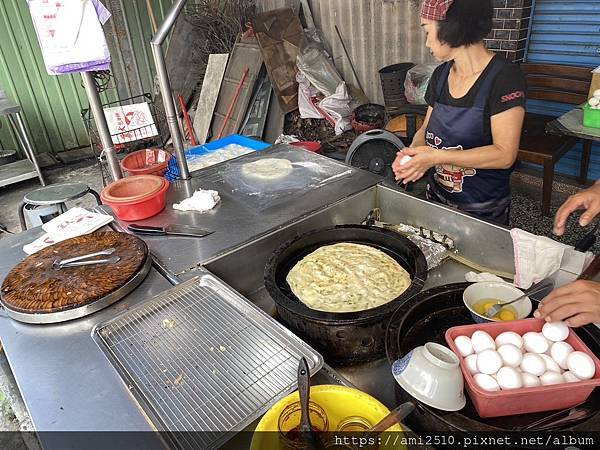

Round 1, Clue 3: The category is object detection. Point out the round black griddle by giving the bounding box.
[265,224,427,364]
[385,282,600,443]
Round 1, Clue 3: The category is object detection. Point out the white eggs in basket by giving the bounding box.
[471,330,495,353]
[521,353,546,377]
[567,351,595,380]
[465,354,479,374]
[521,372,541,388]
[474,373,500,392]
[452,321,596,392]
[497,344,523,368]
[589,97,600,107]
[454,335,474,357]
[523,332,549,354]
[542,321,569,342]
[496,367,523,390]
[477,349,503,375]
[563,371,581,383]
[550,341,574,370]
[495,331,523,349]
[540,371,565,386]
[540,354,562,374]
[594,89,600,98]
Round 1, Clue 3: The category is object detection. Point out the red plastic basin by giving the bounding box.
[446,318,600,418]
[101,177,170,221]
[121,148,172,176]
[290,141,322,153]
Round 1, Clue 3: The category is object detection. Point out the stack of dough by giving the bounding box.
[286,243,411,312]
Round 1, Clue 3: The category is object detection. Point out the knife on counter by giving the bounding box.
[127,224,214,238]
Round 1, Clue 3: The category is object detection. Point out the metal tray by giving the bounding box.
[93,273,323,449]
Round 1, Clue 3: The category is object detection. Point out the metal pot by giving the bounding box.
[264,225,427,364]
[386,283,600,441]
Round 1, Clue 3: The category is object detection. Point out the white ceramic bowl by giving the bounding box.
[463,282,532,323]
[392,342,466,411]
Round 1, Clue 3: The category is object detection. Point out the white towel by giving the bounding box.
[510,228,592,289]
[464,272,506,283]
[173,189,220,213]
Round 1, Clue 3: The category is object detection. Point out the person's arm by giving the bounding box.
[553,181,600,235]
[409,107,433,147]
[394,106,524,183]
[534,280,600,327]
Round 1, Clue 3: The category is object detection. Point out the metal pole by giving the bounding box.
[8,113,46,186]
[334,25,365,95]
[81,72,123,180]
[151,0,190,180]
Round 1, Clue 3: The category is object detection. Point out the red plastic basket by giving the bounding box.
[445,318,600,418]
[121,148,172,176]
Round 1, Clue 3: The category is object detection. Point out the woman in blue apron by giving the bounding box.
[392,0,526,225]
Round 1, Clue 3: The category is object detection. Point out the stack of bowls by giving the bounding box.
[100,175,169,221]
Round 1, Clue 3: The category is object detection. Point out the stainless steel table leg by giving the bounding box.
[9,112,46,186]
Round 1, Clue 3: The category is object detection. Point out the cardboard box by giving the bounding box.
[588,65,600,99]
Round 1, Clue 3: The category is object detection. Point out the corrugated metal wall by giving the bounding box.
[0,0,172,156]
[257,0,434,104]
[526,0,600,179]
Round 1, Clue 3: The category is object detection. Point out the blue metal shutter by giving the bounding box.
[526,0,600,180]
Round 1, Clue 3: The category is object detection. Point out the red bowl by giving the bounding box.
[101,178,170,221]
[101,175,165,203]
[121,148,172,177]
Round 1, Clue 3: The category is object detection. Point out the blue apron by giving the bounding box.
[425,58,513,225]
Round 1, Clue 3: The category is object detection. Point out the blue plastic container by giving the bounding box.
[165,134,271,181]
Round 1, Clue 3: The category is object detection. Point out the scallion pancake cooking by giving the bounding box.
[286,242,411,313]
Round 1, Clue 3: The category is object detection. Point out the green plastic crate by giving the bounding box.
[583,103,600,129]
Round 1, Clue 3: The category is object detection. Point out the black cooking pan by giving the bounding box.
[385,283,600,445]
[264,224,427,364]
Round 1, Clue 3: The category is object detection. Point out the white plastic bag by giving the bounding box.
[296,42,343,97]
[297,72,322,119]
[404,63,439,105]
[318,83,354,135]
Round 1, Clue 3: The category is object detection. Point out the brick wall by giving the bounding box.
[485,0,533,62]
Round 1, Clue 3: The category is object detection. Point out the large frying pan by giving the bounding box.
[264,224,427,364]
[385,283,600,444]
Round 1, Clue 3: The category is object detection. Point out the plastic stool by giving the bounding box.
[18,182,101,231]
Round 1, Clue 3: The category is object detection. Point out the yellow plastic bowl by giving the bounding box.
[251,384,405,450]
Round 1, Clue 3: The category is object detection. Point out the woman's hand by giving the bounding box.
[392,146,438,184]
[534,280,600,327]
[553,182,600,236]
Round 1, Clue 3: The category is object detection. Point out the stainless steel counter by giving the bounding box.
[0,151,587,447]
[0,230,172,438]
[100,145,382,275]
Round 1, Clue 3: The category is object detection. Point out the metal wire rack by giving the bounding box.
[82,93,167,155]
[82,92,168,186]
[93,274,323,449]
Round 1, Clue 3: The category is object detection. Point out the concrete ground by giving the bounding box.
[0,154,596,441]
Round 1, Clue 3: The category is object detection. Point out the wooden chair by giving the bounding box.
[518,63,593,215]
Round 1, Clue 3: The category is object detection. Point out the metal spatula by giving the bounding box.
[484,278,555,318]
